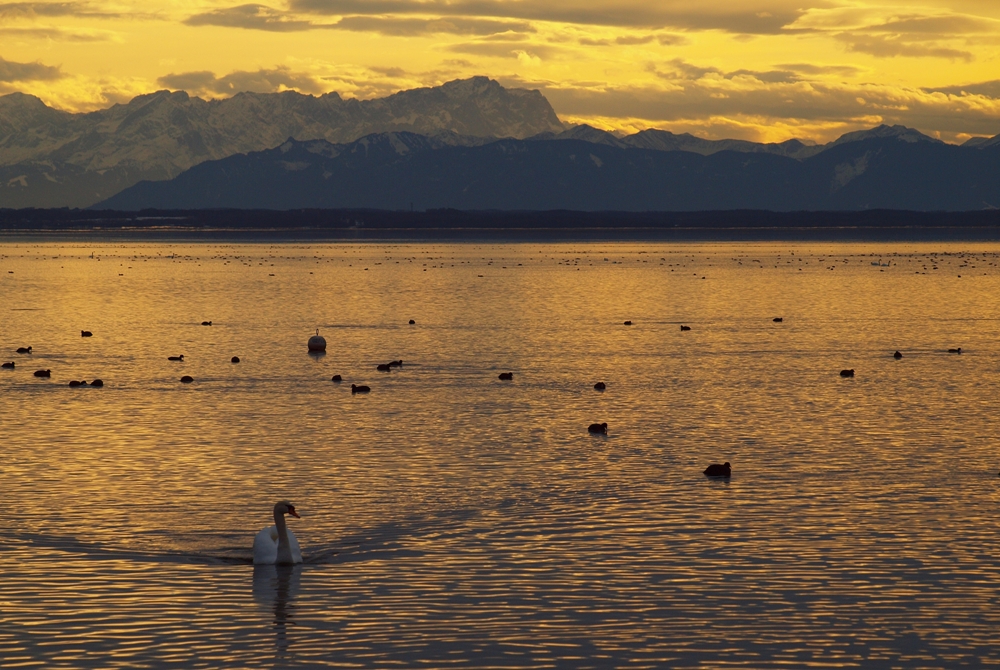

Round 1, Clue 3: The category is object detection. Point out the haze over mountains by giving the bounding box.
[3,77,1000,211]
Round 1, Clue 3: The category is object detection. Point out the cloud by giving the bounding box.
[926,79,1000,98]
[837,33,974,61]
[778,63,864,77]
[446,41,563,59]
[0,26,110,40]
[0,1,120,19]
[333,15,535,36]
[288,0,806,34]
[184,4,315,32]
[0,54,61,81]
[157,66,324,95]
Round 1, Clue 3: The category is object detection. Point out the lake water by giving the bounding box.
[2,241,999,669]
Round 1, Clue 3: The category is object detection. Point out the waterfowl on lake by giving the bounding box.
[180,375,194,383]
[81,330,93,337]
[331,375,342,382]
[588,422,608,434]
[34,369,51,378]
[840,369,855,377]
[1,362,13,369]
[594,382,606,390]
[68,380,87,387]
[168,355,184,361]
[704,462,731,477]
[377,363,392,371]
[498,372,513,380]
[201,321,212,326]
[389,360,403,367]
[623,321,632,326]
[90,379,104,387]
[351,384,370,394]
[409,319,415,325]
[773,317,783,323]
[680,325,691,331]
[253,501,302,565]
[231,356,240,363]
[16,346,31,354]
[894,351,903,359]
[948,347,962,354]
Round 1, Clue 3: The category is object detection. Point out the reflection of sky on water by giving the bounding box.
[2,241,1000,668]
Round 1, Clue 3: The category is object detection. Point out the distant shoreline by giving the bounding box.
[2,209,999,242]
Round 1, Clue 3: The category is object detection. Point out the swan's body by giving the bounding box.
[253,501,302,565]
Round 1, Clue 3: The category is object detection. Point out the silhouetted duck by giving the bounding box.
[948,347,962,354]
[389,360,403,367]
[680,325,691,331]
[168,355,184,361]
[331,374,342,382]
[498,372,513,380]
[16,346,31,354]
[81,330,93,337]
[180,375,194,383]
[409,319,415,325]
[893,351,903,359]
[594,381,606,390]
[34,369,51,378]
[623,321,632,326]
[840,369,855,377]
[90,379,104,387]
[377,363,392,371]
[68,380,87,387]
[773,317,783,323]
[588,422,608,434]
[201,321,212,326]
[704,462,731,477]
[2,362,13,369]
[351,384,370,394]
[231,356,240,363]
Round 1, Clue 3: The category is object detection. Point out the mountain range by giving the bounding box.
[97,126,1000,211]
[3,76,1000,211]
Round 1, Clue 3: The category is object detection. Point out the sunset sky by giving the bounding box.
[2,0,1000,143]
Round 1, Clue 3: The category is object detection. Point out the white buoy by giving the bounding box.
[308,329,326,352]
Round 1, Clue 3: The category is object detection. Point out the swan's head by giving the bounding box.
[275,501,300,518]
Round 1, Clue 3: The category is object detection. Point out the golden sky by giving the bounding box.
[2,0,1000,143]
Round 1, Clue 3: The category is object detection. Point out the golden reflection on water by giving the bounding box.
[2,241,1000,668]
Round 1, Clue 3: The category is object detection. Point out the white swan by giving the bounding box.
[253,501,303,565]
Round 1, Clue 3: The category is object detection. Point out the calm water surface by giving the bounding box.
[1,241,999,669]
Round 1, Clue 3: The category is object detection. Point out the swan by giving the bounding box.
[253,501,303,565]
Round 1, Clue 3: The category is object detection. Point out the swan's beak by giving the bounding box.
[288,509,300,518]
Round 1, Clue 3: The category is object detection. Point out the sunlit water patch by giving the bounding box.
[2,241,1000,668]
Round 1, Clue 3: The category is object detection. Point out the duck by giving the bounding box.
[704,462,731,477]
[498,372,513,380]
[772,317,783,323]
[231,356,240,363]
[893,351,903,359]
[81,330,93,337]
[588,422,608,434]
[840,369,855,377]
[90,379,104,387]
[201,321,212,326]
[34,369,51,378]
[180,375,194,383]
[331,374,342,382]
[1,362,13,369]
[16,346,31,354]
[948,347,962,354]
[389,360,403,367]
[253,501,302,565]
[409,319,416,325]
[351,384,370,393]
[680,325,691,331]
[168,355,184,361]
[594,381,606,390]
[623,321,633,326]
[376,363,392,371]
[68,380,88,387]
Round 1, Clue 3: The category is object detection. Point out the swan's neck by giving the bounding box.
[274,509,293,564]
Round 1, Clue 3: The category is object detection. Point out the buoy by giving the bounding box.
[308,329,326,352]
